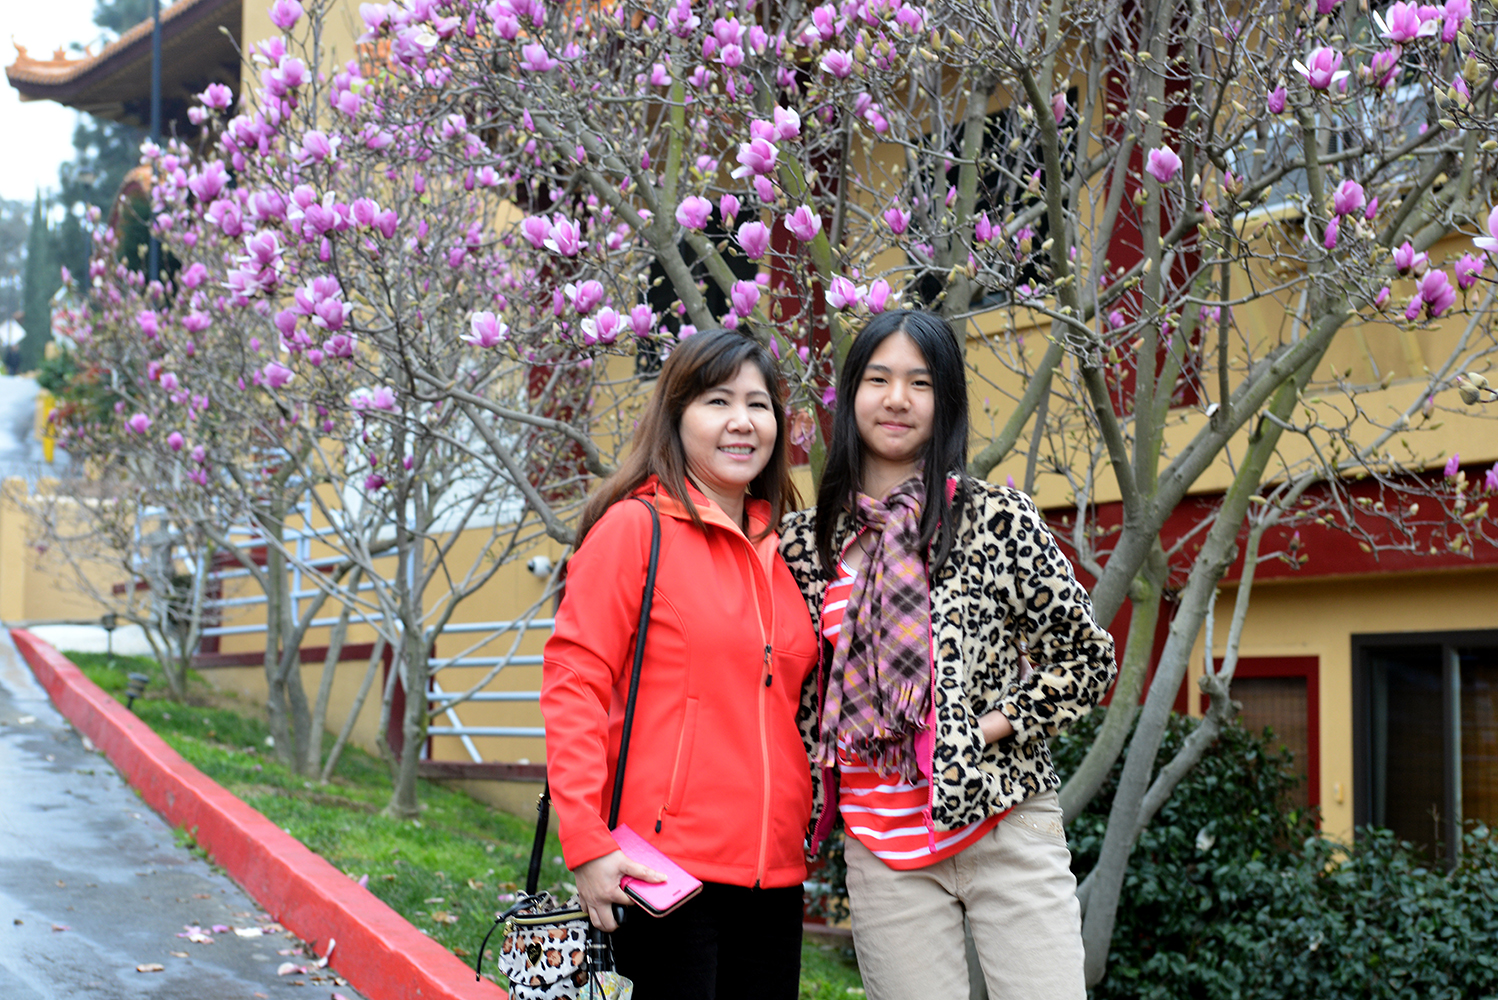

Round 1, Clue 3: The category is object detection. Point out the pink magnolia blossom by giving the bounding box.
[543,217,586,256]
[1323,215,1340,249]
[566,280,605,314]
[1485,461,1498,491]
[519,43,558,72]
[649,63,672,87]
[883,207,910,234]
[675,195,713,230]
[465,312,509,348]
[1472,206,1498,254]
[1375,1,1439,42]
[974,213,994,243]
[1404,295,1424,321]
[1455,253,1484,290]
[1368,47,1401,89]
[364,474,387,491]
[826,275,861,310]
[1374,285,1391,307]
[1316,0,1341,12]
[167,431,185,452]
[731,137,778,178]
[1051,92,1067,124]
[188,161,228,203]
[263,362,294,389]
[269,0,304,31]
[180,262,208,290]
[730,280,760,317]
[819,50,854,78]
[1294,47,1350,90]
[719,194,740,223]
[1145,145,1182,184]
[1267,86,1287,114]
[1393,241,1428,273]
[1419,269,1457,317]
[865,279,891,314]
[737,220,771,259]
[1332,179,1366,216]
[785,206,822,242]
[629,304,656,338]
[1107,310,1127,330]
[582,308,622,345]
[1445,453,1462,477]
[126,413,152,434]
[199,82,233,109]
[773,106,801,141]
[1443,0,1472,42]
[666,0,698,36]
[1365,197,1380,220]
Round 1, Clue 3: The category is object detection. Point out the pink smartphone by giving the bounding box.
[613,823,703,917]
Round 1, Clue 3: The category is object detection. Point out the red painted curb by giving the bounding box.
[11,629,507,1000]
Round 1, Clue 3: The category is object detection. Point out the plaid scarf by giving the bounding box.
[814,476,932,783]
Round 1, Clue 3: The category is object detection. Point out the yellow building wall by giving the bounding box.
[1187,565,1498,843]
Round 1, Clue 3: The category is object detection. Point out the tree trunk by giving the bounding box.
[387,627,428,818]
[1060,543,1167,822]
[1078,359,1318,985]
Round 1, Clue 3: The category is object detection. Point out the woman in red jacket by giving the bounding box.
[541,328,819,1000]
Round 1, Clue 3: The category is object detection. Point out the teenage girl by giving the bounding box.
[780,310,1116,999]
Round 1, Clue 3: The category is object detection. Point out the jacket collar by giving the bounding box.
[632,475,775,546]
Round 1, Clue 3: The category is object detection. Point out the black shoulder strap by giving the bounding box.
[608,498,660,830]
[525,498,660,894]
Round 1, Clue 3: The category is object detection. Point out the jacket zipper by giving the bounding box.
[749,541,774,889]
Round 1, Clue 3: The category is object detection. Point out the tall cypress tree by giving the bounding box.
[19,195,59,372]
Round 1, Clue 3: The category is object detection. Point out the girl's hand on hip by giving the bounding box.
[978,710,1014,744]
[571,850,665,931]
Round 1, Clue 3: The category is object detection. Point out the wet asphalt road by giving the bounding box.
[0,635,368,1000]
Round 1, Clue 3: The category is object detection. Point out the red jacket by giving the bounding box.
[541,478,819,889]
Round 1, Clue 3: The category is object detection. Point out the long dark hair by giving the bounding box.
[577,328,797,544]
[814,310,970,576]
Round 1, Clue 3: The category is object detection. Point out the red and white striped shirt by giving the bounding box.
[822,554,1003,869]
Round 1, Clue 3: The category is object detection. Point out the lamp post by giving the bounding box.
[100,611,118,667]
[147,0,162,285]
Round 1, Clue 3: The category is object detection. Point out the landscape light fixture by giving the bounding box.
[100,612,119,665]
[125,672,151,711]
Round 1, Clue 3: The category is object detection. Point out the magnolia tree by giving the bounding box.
[49,0,1498,980]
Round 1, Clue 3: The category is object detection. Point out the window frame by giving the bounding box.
[1352,628,1498,866]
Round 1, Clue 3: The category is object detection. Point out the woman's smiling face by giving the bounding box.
[679,360,777,513]
[854,331,934,490]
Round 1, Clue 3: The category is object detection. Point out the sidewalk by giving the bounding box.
[0,631,371,1000]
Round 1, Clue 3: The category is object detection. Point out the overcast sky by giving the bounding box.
[1,0,118,204]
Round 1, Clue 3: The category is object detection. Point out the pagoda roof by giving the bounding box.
[6,0,241,128]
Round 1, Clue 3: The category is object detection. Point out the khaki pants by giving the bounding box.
[844,790,1086,1000]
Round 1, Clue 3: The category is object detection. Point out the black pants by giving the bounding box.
[610,881,803,1000]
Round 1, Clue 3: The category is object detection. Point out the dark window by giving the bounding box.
[1204,656,1319,813]
[1354,631,1498,866]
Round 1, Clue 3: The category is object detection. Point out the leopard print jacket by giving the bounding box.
[781,479,1117,833]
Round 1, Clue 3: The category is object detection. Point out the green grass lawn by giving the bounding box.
[65,651,863,997]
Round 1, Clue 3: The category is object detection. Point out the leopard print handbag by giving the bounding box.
[494,894,599,1000]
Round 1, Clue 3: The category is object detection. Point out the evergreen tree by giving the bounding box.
[20,196,59,371]
[94,0,155,37]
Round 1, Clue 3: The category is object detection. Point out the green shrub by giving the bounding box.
[1053,709,1498,1000]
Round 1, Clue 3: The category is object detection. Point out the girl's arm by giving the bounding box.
[990,491,1118,745]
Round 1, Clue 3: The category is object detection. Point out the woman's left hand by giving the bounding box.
[978,710,1014,744]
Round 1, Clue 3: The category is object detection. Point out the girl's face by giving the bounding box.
[853,331,934,487]
[679,361,777,510]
